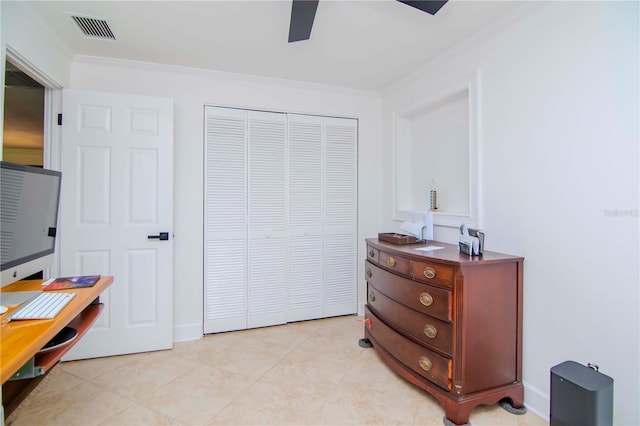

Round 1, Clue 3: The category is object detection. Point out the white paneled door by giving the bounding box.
[60,89,174,360]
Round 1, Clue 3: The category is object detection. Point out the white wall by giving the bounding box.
[68,58,384,340]
[0,0,73,150]
[382,2,639,424]
[0,1,71,87]
[409,91,469,214]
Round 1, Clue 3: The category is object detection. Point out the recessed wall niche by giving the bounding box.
[392,72,480,228]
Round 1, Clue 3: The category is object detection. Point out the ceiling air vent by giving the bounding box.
[70,15,116,40]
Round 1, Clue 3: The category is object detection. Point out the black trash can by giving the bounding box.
[550,361,613,426]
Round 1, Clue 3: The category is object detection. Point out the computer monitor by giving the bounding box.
[0,161,62,289]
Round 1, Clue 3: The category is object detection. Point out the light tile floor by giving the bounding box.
[7,315,547,426]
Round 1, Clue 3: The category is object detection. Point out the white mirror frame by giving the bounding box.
[392,70,481,229]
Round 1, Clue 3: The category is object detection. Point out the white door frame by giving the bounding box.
[3,47,63,278]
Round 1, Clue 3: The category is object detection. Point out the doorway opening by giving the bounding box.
[3,59,47,280]
[2,59,45,166]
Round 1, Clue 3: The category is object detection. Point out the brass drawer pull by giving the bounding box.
[387,256,396,267]
[369,292,376,302]
[419,292,433,307]
[366,269,372,278]
[423,267,436,279]
[423,324,438,339]
[369,249,375,258]
[418,356,432,372]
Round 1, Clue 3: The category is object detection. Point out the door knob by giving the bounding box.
[148,232,170,241]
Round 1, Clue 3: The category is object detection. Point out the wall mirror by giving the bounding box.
[392,72,480,228]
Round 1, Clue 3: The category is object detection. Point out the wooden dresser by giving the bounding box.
[363,238,524,426]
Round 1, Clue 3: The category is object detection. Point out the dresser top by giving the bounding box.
[366,238,523,266]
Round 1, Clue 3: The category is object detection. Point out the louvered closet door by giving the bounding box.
[287,115,324,322]
[324,117,358,316]
[205,108,357,333]
[204,106,247,334]
[247,111,287,328]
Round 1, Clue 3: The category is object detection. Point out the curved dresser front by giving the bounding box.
[363,238,525,426]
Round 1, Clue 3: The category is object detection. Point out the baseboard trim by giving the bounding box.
[523,380,549,422]
[173,322,202,343]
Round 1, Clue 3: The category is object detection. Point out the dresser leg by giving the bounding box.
[442,400,473,426]
[358,338,373,348]
[442,416,470,426]
[499,398,527,415]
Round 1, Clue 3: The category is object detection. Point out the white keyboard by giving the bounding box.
[10,292,76,321]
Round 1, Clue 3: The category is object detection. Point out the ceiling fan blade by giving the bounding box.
[397,0,448,15]
[288,0,319,43]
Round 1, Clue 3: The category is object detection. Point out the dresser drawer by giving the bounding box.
[368,283,452,356]
[410,260,454,288]
[365,261,452,322]
[367,245,379,263]
[379,250,410,275]
[366,306,451,391]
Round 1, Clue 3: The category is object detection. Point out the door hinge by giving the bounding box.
[57,113,63,126]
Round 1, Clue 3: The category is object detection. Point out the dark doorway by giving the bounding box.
[3,60,45,166]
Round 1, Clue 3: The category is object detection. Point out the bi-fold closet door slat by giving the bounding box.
[204,107,248,333]
[204,107,357,334]
[287,115,324,321]
[247,111,287,328]
[324,118,358,316]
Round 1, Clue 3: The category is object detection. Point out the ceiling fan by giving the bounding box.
[288,0,449,43]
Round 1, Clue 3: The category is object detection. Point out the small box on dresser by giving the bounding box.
[363,238,525,426]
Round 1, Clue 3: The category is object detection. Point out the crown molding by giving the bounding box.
[72,55,382,99]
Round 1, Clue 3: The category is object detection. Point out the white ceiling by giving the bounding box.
[25,0,525,91]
